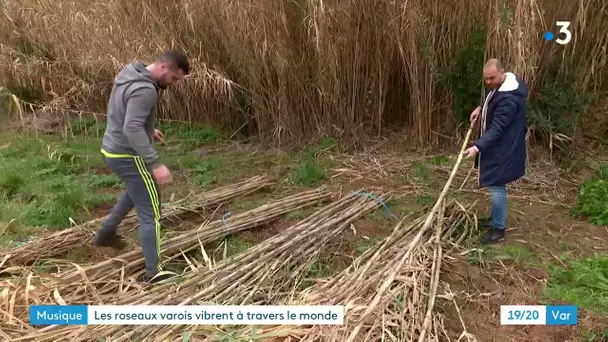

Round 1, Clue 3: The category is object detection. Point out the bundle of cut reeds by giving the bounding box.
[11,189,390,342]
[222,199,475,341]
[291,120,479,342]
[60,188,332,284]
[0,175,272,266]
[225,121,480,341]
[0,188,331,339]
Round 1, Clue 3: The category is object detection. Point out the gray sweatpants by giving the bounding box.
[98,153,162,279]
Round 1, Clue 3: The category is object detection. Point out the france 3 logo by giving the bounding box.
[543,21,572,45]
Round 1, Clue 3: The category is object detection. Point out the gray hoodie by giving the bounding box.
[101,61,161,169]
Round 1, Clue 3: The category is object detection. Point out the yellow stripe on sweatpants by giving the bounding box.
[133,156,163,272]
[100,148,135,158]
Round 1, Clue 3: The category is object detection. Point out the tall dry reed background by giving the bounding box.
[0,0,606,149]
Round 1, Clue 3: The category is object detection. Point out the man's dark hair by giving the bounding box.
[155,50,190,75]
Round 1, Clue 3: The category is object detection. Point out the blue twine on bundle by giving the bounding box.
[222,212,232,226]
[352,190,399,219]
[311,184,398,219]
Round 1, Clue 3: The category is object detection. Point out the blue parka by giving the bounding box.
[474,72,528,188]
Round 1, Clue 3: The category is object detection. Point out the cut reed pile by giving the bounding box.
[235,199,476,342]
[219,122,481,341]
[0,188,331,340]
[0,175,272,266]
[8,189,389,341]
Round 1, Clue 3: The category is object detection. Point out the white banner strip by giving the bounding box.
[87,305,344,325]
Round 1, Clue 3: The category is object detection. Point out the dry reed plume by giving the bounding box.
[1,0,605,145]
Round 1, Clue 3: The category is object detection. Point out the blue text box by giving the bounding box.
[29,305,88,325]
[545,305,577,325]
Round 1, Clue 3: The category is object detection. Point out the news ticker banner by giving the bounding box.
[29,305,344,325]
[29,304,577,326]
[500,305,577,325]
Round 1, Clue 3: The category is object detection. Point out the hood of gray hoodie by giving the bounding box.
[115,61,159,89]
[101,61,163,169]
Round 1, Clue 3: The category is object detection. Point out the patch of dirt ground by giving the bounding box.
[437,194,608,342]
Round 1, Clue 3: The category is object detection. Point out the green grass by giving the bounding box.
[366,208,385,222]
[493,244,541,268]
[289,160,329,186]
[572,164,608,225]
[203,235,253,264]
[0,121,230,246]
[162,150,256,190]
[543,253,608,317]
[581,328,608,342]
[191,157,231,188]
[64,245,93,262]
[365,197,412,222]
[559,241,574,252]
[472,242,608,330]
[224,235,252,257]
[276,150,297,166]
[416,194,437,206]
[284,141,339,187]
[410,161,431,183]
[390,160,439,189]
[285,206,320,221]
[429,155,450,166]
[85,174,122,189]
[231,195,273,212]
[156,122,223,151]
[306,259,333,278]
[354,236,384,256]
[68,117,107,137]
[467,243,542,268]
[295,257,334,291]
[0,132,120,243]
[161,133,338,191]
[468,240,608,327]
[306,137,337,156]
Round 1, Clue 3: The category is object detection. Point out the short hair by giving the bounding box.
[155,50,190,75]
[484,58,504,71]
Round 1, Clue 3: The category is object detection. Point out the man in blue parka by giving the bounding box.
[464,59,528,244]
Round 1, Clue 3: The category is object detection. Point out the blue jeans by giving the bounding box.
[488,185,507,230]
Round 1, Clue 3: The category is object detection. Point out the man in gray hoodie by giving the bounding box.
[94,50,190,284]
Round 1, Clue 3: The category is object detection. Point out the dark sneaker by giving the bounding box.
[93,231,127,250]
[480,227,505,244]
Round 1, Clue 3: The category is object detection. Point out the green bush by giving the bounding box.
[526,62,599,158]
[290,160,328,187]
[442,26,487,125]
[573,165,608,226]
